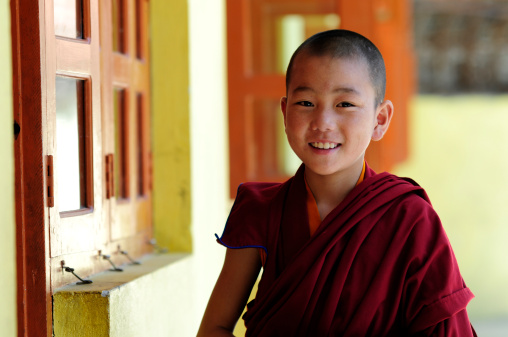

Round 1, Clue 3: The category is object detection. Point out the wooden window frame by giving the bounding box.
[12,1,152,335]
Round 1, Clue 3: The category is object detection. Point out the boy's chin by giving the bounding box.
[304,164,344,178]
[303,161,363,179]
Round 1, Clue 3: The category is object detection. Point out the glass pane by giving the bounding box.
[54,0,84,39]
[55,76,87,212]
[136,93,145,197]
[252,12,340,75]
[114,88,128,199]
[275,108,301,177]
[251,98,301,177]
[277,14,340,74]
[112,0,126,53]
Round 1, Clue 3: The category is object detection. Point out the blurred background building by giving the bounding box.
[395,1,508,336]
[414,0,508,93]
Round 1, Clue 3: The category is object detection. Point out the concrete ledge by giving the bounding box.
[53,253,191,337]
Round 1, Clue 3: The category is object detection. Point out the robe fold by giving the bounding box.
[216,163,475,336]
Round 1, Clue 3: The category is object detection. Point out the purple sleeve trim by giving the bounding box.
[215,233,268,255]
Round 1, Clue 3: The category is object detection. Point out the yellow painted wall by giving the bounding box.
[152,0,192,253]
[54,293,110,336]
[0,0,17,336]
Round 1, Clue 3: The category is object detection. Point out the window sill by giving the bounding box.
[53,253,191,336]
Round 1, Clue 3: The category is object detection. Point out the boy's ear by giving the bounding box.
[280,97,288,128]
[372,100,394,141]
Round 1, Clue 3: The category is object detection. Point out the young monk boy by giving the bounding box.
[197,29,476,337]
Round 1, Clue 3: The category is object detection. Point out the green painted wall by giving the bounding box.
[0,0,16,336]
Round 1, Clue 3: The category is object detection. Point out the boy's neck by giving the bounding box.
[304,159,364,220]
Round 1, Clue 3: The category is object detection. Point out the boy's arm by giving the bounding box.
[197,247,262,337]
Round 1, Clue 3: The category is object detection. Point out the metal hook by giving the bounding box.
[120,250,141,265]
[148,238,168,254]
[102,254,123,272]
[63,266,93,285]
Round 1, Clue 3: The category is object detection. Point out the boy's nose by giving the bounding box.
[310,107,335,132]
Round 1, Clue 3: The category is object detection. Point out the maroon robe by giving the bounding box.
[216,164,476,336]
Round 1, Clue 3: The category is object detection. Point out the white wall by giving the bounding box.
[188,0,230,334]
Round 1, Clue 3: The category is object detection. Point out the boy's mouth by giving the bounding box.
[310,142,340,150]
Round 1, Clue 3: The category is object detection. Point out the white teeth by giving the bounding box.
[311,142,338,149]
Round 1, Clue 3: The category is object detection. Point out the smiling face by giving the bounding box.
[281,53,393,181]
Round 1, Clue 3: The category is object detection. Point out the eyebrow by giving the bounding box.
[291,86,360,95]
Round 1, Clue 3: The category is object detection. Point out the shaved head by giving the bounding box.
[286,29,386,106]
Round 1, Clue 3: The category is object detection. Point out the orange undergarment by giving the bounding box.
[258,162,366,266]
[305,161,366,236]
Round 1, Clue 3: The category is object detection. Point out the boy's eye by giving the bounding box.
[337,102,354,108]
[297,101,313,107]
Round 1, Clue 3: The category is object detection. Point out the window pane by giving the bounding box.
[55,76,87,212]
[251,12,340,75]
[114,88,128,199]
[276,14,340,74]
[136,93,145,197]
[54,0,84,39]
[112,0,126,53]
[251,98,300,177]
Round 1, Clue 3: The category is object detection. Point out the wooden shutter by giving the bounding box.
[46,0,107,286]
[100,0,152,259]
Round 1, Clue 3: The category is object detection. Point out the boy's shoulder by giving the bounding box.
[363,166,429,198]
[235,180,289,203]
[390,187,437,219]
[362,168,438,217]
[220,181,291,247]
[370,172,443,231]
[387,173,432,207]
